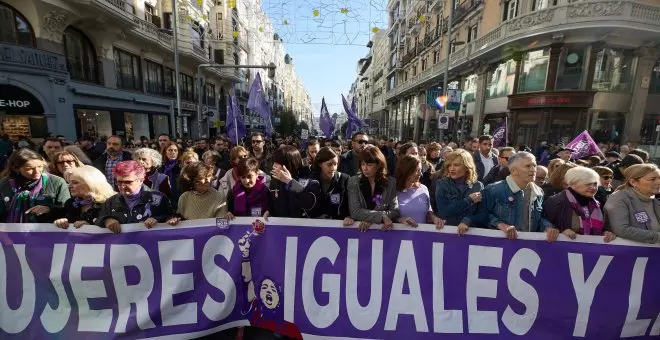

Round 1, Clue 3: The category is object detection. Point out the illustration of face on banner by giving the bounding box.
[0,220,659,339]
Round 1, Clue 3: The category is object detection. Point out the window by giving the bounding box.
[433,50,440,64]
[650,62,660,95]
[503,0,518,22]
[0,3,35,46]
[191,21,204,48]
[462,74,478,102]
[532,0,556,11]
[114,48,142,91]
[214,49,225,64]
[556,47,586,90]
[592,48,634,93]
[450,39,457,54]
[205,83,216,106]
[518,49,549,93]
[467,24,478,43]
[144,60,164,95]
[180,73,195,101]
[412,65,417,76]
[63,27,99,83]
[421,57,427,71]
[164,68,176,97]
[486,59,517,99]
[164,13,173,30]
[145,4,154,23]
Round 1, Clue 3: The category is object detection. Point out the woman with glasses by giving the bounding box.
[180,149,200,167]
[346,145,400,231]
[166,162,228,225]
[0,148,70,223]
[48,150,85,180]
[54,166,115,229]
[592,166,614,207]
[435,149,485,234]
[96,160,173,233]
[133,148,172,198]
[217,146,270,200]
[544,167,615,242]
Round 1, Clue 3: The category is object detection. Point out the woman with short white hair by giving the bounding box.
[133,147,171,197]
[54,165,115,229]
[543,166,616,242]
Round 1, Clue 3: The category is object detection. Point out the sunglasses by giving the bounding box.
[355,140,369,145]
[116,179,139,186]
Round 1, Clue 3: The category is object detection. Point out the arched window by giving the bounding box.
[63,27,99,83]
[0,3,36,46]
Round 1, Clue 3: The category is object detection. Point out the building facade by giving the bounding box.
[0,0,309,142]
[383,0,660,149]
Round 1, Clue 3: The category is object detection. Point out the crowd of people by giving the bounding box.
[0,131,659,338]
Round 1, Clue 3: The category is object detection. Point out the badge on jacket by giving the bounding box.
[151,195,162,206]
[299,179,309,187]
[634,211,650,223]
[330,193,341,205]
[251,207,262,217]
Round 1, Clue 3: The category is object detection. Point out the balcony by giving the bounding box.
[385,0,660,102]
[68,0,137,27]
[132,17,173,50]
[453,0,484,24]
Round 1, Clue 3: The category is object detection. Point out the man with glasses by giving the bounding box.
[92,135,133,187]
[483,147,516,186]
[339,132,369,176]
[250,132,273,173]
[158,134,171,151]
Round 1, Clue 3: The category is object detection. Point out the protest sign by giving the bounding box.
[0,218,659,339]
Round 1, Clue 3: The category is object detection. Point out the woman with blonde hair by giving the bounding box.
[54,166,115,229]
[49,150,85,179]
[64,145,92,165]
[604,164,660,243]
[133,147,171,197]
[180,149,199,167]
[547,158,565,178]
[434,149,485,234]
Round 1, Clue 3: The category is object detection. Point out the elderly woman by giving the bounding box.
[435,149,485,234]
[48,150,85,179]
[166,161,227,224]
[604,164,660,243]
[396,155,444,229]
[54,166,115,229]
[347,145,400,232]
[133,147,172,197]
[202,150,227,190]
[544,167,615,242]
[180,149,200,167]
[425,142,443,170]
[0,148,70,223]
[96,160,173,233]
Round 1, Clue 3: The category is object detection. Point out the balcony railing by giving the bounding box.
[384,0,660,102]
[133,16,173,47]
[454,0,484,23]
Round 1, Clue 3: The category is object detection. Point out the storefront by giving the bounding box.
[0,84,48,141]
[508,91,595,147]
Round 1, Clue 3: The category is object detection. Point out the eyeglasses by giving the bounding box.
[252,140,264,144]
[56,159,76,165]
[116,179,139,186]
[355,140,369,145]
[602,176,612,180]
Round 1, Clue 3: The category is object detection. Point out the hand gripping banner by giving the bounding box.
[0,218,659,339]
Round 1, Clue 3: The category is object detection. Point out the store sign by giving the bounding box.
[528,97,571,105]
[0,85,44,114]
[508,91,595,110]
[0,43,67,73]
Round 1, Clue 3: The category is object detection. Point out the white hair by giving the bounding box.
[564,166,600,187]
[67,165,116,203]
[508,151,535,169]
[133,148,163,168]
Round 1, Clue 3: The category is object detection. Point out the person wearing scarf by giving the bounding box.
[134,147,171,198]
[544,167,616,242]
[166,162,228,224]
[226,158,270,218]
[0,148,69,223]
[217,146,269,203]
[160,141,182,206]
[54,166,115,228]
[96,161,173,233]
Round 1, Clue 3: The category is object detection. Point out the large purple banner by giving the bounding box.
[0,218,659,339]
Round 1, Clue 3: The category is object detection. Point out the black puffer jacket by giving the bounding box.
[307,171,350,220]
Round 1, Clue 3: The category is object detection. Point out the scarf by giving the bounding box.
[73,196,93,208]
[453,177,467,192]
[122,188,143,213]
[7,174,48,223]
[232,176,268,217]
[565,189,604,235]
[163,160,178,178]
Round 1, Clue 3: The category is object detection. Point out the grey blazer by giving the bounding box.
[604,188,660,244]
[347,175,400,223]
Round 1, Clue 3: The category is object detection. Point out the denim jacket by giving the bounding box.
[482,177,553,232]
[435,177,485,227]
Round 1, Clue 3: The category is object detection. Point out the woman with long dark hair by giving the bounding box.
[396,155,444,228]
[159,141,182,206]
[308,147,352,223]
[346,145,400,231]
[0,148,70,223]
[268,145,317,217]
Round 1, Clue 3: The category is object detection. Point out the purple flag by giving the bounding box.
[247,73,273,137]
[342,94,365,139]
[226,94,246,145]
[492,117,507,148]
[566,130,601,159]
[1,219,659,339]
[319,98,334,137]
